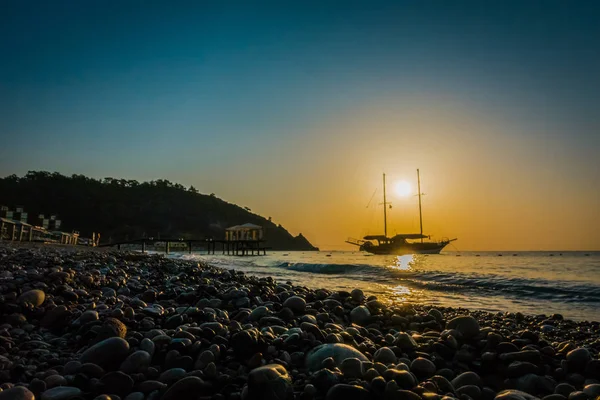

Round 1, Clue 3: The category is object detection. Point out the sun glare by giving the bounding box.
[394,181,411,197]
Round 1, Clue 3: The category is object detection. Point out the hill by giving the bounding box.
[0,171,318,251]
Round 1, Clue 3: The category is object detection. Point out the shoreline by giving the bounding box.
[0,245,599,400]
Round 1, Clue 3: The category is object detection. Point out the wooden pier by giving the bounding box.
[98,238,269,256]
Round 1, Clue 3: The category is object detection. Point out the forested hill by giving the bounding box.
[0,172,318,250]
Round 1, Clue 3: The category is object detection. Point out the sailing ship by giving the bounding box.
[346,169,456,255]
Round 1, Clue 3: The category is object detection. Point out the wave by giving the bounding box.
[275,261,600,303]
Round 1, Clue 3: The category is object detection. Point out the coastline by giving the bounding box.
[0,244,599,400]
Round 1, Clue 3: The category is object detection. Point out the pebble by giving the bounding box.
[495,390,540,400]
[340,357,364,378]
[566,348,592,371]
[282,296,306,313]
[0,387,35,400]
[350,306,371,326]
[99,371,134,397]
[119,350,152,374]
[247,364,293,400]
[447,315,480,338]
[374,347,397,364]
[582,384,600,398]
[382,369,417,389]
[41,387,83,400]
[18,289,45,307]
[410,357,437,378]
[161,377,208,400]
[306,343,369,371]
[80,337,130,369]
[326,384,371,400]
[452,371,483,389]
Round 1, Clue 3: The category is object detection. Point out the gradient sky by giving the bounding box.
[1,1,599,250]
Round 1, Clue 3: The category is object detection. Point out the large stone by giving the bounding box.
[326,384,371,400]
[249,306,269,321]
[350,306,371,326]
[120,350,151,374]
[374,347,397,364]
[340,358,364,378]
[100,371,134,397]
[306,343,369,371]
[18,289,45,307]
[495,390,540,400]
[395,332,418,350]
[428,308,444,323]
[310,368,343,392]
[247,364,293,400]
[161,377,209,400]
[159,368,187,384]
[351,289,365,302]
[457,385,482,399]
[411,357,436,378]
[430,375,455,394]
[0,387,35,400]
[447,315,480,338]
[95,317,127,341]
[41,387,83,400]
[582,384,600,398]
[554,383,576,397]
[566,348,592,372]
[79,310,99,324]
[283,296,306,314]
[452,371,483,389]
[80,337,130,369]
[382,369,417,389]
[508,362,541,378]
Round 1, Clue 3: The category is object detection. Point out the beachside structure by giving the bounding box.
[225,223,264,241]
[0,205,82,244]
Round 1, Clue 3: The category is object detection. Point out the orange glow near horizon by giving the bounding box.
[191,97,599,252]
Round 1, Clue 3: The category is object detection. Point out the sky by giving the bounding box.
[1,0,599,250]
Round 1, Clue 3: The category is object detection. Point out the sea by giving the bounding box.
[170,250,600,322]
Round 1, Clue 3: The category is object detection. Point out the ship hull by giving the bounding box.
[361,241,450,255]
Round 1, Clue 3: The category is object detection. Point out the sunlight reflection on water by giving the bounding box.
[389,254,415,271]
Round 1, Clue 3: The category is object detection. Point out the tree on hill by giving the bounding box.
[0,171,318,251]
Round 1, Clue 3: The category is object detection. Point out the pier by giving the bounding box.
[98,238,269,256]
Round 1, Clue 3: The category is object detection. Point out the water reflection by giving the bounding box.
[390,254,415,271]
[390,284,414,303]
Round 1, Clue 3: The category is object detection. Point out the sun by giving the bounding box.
[394,181,411,197]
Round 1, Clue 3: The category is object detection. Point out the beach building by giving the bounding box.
[0,205,82,244]
[38,214,62,230]
[51,231,79,245]
[225,223,264,241]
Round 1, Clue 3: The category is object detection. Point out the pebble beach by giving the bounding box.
[1,245,600,400]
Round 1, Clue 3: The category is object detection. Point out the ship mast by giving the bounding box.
[383,173,388,238]
[417,169,423,243]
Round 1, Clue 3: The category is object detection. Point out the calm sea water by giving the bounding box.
[170,250,600,322]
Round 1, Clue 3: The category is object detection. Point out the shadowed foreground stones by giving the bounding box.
[306,343,369,371]
[3,247,600,400]
[246,364,293,400]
